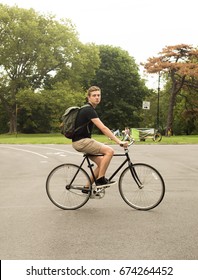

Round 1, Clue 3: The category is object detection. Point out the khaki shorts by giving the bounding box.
[72,138,104,155]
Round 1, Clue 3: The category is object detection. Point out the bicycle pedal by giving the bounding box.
[96,187,105,191]
[91,189,105,199]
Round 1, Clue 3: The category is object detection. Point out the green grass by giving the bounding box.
[0,133,198,144]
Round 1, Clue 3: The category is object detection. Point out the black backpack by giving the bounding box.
[60,104,90,139]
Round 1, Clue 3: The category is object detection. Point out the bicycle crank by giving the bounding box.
[91,188,105,199]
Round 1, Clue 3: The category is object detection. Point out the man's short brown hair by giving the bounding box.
[87,86,101,96]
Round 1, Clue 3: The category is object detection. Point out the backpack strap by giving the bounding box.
[74,103,91,133]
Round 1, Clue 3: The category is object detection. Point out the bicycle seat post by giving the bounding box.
[85,154,97,184]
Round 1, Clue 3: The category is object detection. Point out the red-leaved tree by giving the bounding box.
[143,44,198,135]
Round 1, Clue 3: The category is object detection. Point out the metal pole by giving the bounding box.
[15,103,18,137]
[157,72,160,129]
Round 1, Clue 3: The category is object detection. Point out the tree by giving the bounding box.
[143,44,198,135]
[16,81,85,133]
[0,4,99,133]
[44,43,100,92]
[91,45,150,130]
[175,87,198,134]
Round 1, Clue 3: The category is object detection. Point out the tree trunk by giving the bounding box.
[9,112,17,134]
[0,94,17,133]
[165,72,185,136]
[165,82,177,136]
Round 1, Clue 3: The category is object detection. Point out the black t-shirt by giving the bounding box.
[72,103,98,142]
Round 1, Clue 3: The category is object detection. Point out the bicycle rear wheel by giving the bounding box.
[119,163,165,210]
[153,132,162,142]
[46,164,91,210]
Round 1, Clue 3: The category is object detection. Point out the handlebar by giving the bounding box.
[120,138,135,148]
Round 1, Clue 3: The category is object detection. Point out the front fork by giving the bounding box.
[129,163,144,189]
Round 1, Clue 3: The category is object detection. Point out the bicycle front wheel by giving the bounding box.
[119,163,165,210]
[46,164,91,210]
[153,132,162,142]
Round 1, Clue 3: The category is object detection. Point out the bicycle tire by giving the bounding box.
[46,164,91,210]
[153,132,162,142]
[119,163,165,210]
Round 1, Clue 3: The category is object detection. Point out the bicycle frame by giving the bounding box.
[81,149,143,189]
[46,142,165,210]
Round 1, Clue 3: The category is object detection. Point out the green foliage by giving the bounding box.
[16,82,85,133]
[45,43,100,91]
[91,45,150,130]
[0,103,9,132]
[0,5,78,87]
[143,44,198,135]
[0,4,99,133]
[0,133,198,145]
[0,5,197,136]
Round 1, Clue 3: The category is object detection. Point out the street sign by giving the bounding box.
[142,101,150,110]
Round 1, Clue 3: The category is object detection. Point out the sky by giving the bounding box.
[1,0,197,88]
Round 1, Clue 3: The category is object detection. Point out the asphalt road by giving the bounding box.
[0,143,197,260]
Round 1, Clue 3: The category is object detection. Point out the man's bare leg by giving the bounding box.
[84,146,114,190]
[97,146,114,179]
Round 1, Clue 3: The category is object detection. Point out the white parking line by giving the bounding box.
[24,144,80,155]
[0,144,81,160]
[1,146,48,159]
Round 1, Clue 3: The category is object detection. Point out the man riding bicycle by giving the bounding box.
[72,86,128,191]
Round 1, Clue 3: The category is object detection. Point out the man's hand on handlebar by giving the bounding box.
[119,141,128,148]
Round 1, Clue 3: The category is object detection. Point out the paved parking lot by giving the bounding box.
[0,144,198,260]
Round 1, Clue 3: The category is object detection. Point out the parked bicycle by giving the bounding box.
[134,128,162,142]
[111,128,134,142]
[46,141,165,211]
[111,129,121,138]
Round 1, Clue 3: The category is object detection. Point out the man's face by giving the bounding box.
[88,90,101,107]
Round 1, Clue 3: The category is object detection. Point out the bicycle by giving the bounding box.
[121,132,134,142]
[110,129,133,142]
[109,129,122,140]
[46,141,165,211]
[138,128,162,142]
[153,130,162,142]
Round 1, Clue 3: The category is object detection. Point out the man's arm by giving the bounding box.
[91,118,127,146]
